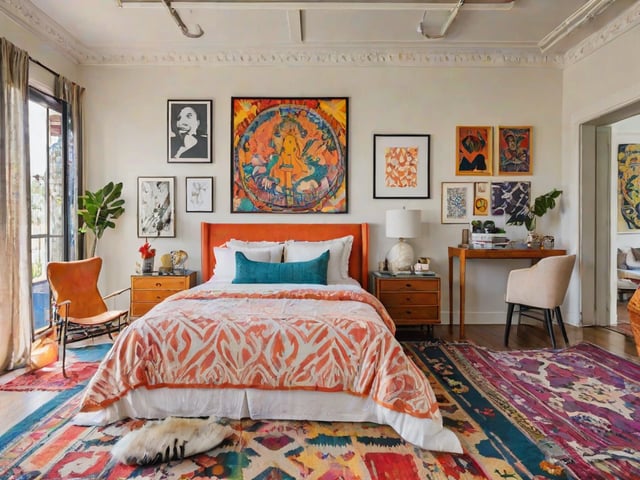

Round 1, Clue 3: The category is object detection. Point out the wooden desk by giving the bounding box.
[448,246,567,339]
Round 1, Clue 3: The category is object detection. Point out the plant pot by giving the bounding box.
[142,256,155,274]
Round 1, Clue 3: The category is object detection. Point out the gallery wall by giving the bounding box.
[80,63,564,324]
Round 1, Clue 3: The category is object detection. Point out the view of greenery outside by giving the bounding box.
[29,98,64,334]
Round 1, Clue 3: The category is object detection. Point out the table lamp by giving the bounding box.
[385,208,421,273]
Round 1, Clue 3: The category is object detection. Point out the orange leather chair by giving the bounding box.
[47,257,129,376]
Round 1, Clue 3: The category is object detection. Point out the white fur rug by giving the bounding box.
[111,416,234,465]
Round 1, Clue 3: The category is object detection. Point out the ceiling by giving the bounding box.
[2,0,638,66]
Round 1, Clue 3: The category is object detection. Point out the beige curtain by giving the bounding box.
[0,38,32,372]
[55,76,85,260]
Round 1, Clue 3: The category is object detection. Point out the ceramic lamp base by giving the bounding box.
[386,239,415,274]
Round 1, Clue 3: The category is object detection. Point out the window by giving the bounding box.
[29,88,70,336]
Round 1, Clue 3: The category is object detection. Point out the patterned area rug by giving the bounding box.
[0,341,638,479]
[0,343,113,392]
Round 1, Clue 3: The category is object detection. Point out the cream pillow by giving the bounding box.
[284,235,353,284]
[213,244,284,281]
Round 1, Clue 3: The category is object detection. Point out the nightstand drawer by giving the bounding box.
[379,291,438,306]
[132,289,177,303]
[386,306,439,321]
[377,278,439,292]
[131,276,188,290]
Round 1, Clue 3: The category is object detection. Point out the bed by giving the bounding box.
[75,222,461,453]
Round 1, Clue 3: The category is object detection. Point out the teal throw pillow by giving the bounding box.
[233,250,329,285]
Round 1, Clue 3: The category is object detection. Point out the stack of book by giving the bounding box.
[471,233,509,249]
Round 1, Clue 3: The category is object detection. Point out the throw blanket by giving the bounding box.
[80,285,441,422]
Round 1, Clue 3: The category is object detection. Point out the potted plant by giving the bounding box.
[506,188,563,233]
[78,181,125,257]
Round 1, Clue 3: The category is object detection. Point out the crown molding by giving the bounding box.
[564,2,640,65]
[0,0,634,69]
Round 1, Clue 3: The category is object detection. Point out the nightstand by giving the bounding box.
[130,270,197,318]
[370,271,441,336]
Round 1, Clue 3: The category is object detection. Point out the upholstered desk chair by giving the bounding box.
[504,254,576,349]
[47,257,129,376]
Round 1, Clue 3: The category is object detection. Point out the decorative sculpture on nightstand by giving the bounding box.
[171,250,188,274]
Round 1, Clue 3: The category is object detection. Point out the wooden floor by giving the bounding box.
[1,324,638,438]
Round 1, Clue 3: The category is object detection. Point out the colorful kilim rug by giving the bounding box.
[0,344,112,392]
[0,341,639,479]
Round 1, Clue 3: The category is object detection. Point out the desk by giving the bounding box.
[448,246,567,339]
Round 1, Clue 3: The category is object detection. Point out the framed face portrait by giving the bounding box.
[497,126,532,175]
[137,176,176,237]
[456,126,493,176]
[167,100,213,163]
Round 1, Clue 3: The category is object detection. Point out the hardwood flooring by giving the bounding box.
[1,324,638,438]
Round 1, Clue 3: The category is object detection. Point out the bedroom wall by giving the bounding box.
[81,64,564,324]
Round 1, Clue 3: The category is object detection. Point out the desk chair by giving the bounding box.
[47,257,129,377]
[504,254,576,349]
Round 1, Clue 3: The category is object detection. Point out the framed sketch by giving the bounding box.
[474,181,490,216]
[456,126,492,176]
[441,182,474,224]
[617,142,640,231]
[373,134,430,199]
[497,126,532,175]
[167,99,213,163]
[186,176,214,213]
[231,97,348,213]
[490,181,530,216]
[137,176,176,238]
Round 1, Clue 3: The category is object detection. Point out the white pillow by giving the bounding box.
[284,235,353,284]
[226,239,283,249]
[213,245,284,281]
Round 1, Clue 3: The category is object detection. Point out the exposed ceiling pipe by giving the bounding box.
[161,0,204,38]
[417,0,465,40]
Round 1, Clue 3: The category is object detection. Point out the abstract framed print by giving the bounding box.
[231,97,348,213]
[442,182,474,224]
[617,142,640,231]
[168,99,213,163]
[137,176,176,238]
[374,134,430,199]
[474,182,490,216]
[497,126,532,175]
[456,126,492,176]
[186,176,214,213]
[490,181,530,216]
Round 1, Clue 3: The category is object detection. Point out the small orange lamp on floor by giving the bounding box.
[627,289,640,356]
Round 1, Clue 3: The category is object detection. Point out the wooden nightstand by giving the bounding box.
[370,271,441,336]
[130,270,197,318]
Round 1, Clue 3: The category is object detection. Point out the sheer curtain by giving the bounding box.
[0,38,32,372]
[55,76,85,260]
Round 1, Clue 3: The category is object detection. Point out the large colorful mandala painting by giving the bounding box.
[232,97,348,213]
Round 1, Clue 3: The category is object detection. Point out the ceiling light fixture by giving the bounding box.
[161,0,204,38]
[417,0,466,40]
[538,0,616,52]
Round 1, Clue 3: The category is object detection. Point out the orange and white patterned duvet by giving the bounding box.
[80,284,441,422]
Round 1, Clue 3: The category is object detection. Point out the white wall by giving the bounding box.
[82,64,563,324]
[563,24,640,325]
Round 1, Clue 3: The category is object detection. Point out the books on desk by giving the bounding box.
[377,271,436,277]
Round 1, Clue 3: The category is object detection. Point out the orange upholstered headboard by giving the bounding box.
[201,223,369,289]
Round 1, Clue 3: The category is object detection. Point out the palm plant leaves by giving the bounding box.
[79,182,125,256]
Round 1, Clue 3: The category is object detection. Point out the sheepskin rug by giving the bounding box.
[111,416,234,465]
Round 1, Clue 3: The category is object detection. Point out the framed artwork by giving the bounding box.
[474,182,490,216]
[167,99,213,163]
[373,134,430,199]
[441,182,474,224]
[490,181,530,216]
[186,176,214,213]
[231,97,348,213]
[497,126,532,175]
[137,176,176,238]
[617,142,640,231]
[456,126,492,176]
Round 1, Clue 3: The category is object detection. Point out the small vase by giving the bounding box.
[142,256,154,274]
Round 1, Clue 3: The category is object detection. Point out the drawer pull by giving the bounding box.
[155,282,162,287]
[405,283,411,288]
[156,295,162,300]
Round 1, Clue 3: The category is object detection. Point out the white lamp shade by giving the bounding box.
[385,209,421,239]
